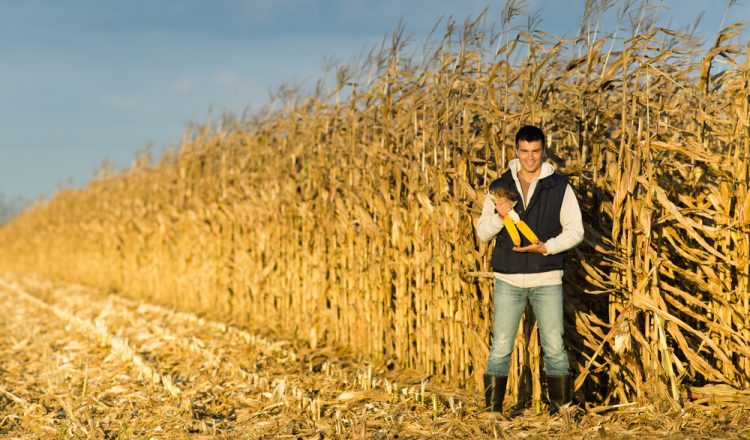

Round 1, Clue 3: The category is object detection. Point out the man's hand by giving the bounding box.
[513,242,547,254]
[494,197,513,218]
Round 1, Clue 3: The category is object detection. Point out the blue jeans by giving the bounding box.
[485,280,569,376]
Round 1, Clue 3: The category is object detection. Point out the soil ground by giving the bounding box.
[0,274,747,439]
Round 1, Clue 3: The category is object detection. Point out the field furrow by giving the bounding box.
[0,279,188,438]
[2,274,749,439]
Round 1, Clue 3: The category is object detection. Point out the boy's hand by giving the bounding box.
[513,242,547,254]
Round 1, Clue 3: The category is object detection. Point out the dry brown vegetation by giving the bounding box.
[0,0,748,423]
[1,275,748,438]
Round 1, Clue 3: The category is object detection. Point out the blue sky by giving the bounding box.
[1,0,748,204]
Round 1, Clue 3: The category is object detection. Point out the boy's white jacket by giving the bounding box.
[477,159,584,287]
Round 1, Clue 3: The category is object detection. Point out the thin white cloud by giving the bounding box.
[238,0,318,25]
[214,69,240,87]
[172,77,195,94]
[336,0,493,33]
[101,91,140,109]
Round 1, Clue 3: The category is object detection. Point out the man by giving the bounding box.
[477,125,584,414]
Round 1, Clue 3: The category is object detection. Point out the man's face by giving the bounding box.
[516,139,544,176]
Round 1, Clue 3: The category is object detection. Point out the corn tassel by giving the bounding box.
[516,220,539,244]
[503,216,522,246]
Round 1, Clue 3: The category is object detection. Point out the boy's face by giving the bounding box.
[516,139,544,176]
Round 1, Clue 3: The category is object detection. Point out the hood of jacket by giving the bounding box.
[507,158,555,182]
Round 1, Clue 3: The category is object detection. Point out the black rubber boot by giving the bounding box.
[547,374,572,413]
[483,374,508,413]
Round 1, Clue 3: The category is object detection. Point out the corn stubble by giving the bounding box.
[0,1,748,413]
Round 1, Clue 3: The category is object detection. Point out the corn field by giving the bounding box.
[1,2,748,415]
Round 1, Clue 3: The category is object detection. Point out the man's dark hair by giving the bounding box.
[515,125,546,149]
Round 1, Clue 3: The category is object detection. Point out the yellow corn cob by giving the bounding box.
[516,220,539,244]
[503,216,522,246]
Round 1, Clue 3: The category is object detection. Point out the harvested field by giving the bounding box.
[0,274,747,439]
